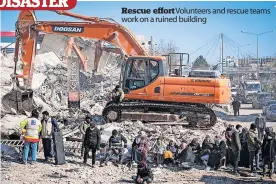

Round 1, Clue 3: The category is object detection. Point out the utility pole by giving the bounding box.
[149,36,154,55]
[237,44,250,86]
[241,30,275,80]
[220,33,224,74]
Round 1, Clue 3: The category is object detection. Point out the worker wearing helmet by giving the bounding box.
[105,129,127,166]
[110,85,125,103]
[20,109,42,165]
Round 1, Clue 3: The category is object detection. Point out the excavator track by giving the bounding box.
[102,101,217,130]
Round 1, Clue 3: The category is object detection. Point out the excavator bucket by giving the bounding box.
[1,88,37,114]
[1,10,38,115]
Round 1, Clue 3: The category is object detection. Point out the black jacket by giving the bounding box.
[136,166,153,180]
[84,127,101,147]
[109,134,127,148]
[177,145,196,163]
[262,136,276,162]
[231,130,241,152]
[232,100,241,110]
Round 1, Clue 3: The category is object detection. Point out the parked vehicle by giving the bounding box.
[252,92,272,109]
[237,80,261,104]
[263,100,276,115]
[231,87,238,98]
[266,104,276,121]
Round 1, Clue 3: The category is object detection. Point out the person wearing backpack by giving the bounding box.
[41,111,59,162]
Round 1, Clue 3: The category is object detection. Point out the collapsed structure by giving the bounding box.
[1,10,232,150]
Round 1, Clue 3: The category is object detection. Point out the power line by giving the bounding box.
[209,38,220,63]
[204,36,220,60]
[224,34,256,57]
[190,34,220,55]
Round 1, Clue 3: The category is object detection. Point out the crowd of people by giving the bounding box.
[19,107,276,184]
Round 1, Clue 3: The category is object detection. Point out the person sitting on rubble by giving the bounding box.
[163,149,174,166]
[175,138,200,165]
[200,137,216,170]
[110,85,125,104]
[137,134,149,162]
[79,115,91,157]
[152,137,166,167]
[132,131,145,165]
[202,135,214,151]
[262,127,276,178]
[166,140,178,158]
[106,129,127,166]
[132,161,153,184]
[177,141,188,155]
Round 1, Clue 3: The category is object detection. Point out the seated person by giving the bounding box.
[105,129,127,165]
[175,139,200,165]
[132,161,153,184]
[166,140,178,158]
[110,85,124,103]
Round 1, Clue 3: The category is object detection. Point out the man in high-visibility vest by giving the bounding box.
[20,110,42,165]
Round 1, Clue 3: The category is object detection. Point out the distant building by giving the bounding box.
[238,56,276,66]
[223,56,236,67]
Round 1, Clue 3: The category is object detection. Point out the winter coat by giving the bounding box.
[202,141,214,151]
[232,100,241,110]
[177,145,196,163]
[219,141,227,158]
[79,122,90,137]
[247,129,261,152]
[255,116,266,130]
[132,136,141,148]
[84,127,101,147]
[262,136,276,162]
[153,143,166,154]
[109,134,127,148]
[225,127,232,147]
[111,88,124,102]
[230,129,241,152]
[41,117,59,139]
[136,164,153,181]
[166,145,177,154]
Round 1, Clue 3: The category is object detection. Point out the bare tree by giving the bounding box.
[155,39,179,55]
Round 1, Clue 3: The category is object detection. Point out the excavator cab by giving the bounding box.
[122,57,162,94]
[167,53,189,77]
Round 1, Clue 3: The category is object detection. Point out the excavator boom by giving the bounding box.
[2,10,231,130]
[2,10,148,114]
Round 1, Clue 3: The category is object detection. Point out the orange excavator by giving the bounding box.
[2,10,231,128]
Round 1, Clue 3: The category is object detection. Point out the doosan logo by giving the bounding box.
[0,0,77,10]
[52,26,84,33]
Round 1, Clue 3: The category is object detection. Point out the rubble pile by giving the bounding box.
[99,118,228,147]
[0,51,121,134]
[31,52,121,115]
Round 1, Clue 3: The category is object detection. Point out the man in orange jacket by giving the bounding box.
[20,110,42,165]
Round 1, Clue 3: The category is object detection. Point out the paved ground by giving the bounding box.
[220,103,276,130]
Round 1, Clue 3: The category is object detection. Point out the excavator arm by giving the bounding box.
[1,10,148,114]
[64,37,87,71]
[17,10,147,85]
